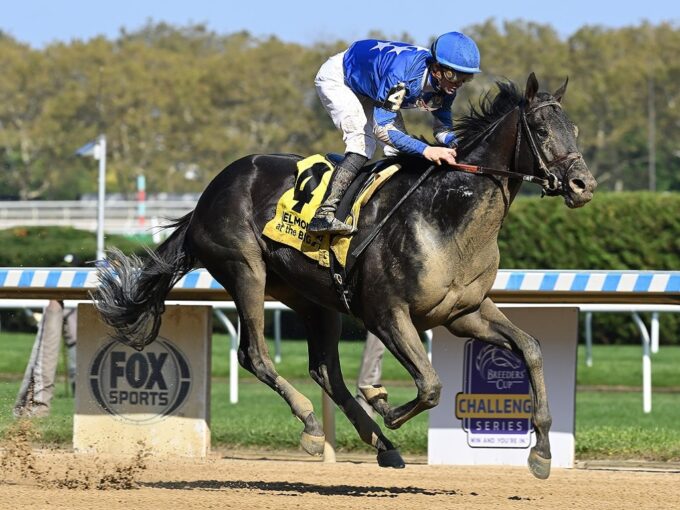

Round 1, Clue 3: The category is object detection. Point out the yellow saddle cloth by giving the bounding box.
[262,154,400,268]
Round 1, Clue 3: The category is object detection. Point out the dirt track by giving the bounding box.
[1,447,679,510]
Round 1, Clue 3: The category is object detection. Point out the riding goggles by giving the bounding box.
[441,67,474,86]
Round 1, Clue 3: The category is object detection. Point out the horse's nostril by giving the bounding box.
[569,178,586,194]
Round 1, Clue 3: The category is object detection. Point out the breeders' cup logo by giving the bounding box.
[476,346,524,390]
[89,336,191,424]
[455,340,533,448]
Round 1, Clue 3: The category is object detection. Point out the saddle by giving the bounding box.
[262,154,400,269]
[326,152,393,223]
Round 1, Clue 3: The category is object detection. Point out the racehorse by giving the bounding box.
[92,73,596,479]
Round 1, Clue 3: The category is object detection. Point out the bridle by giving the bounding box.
[513,99,583,196]
[452,98,584,196]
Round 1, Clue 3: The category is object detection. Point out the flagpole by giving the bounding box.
[75,136,107,263]
[96,134,106,261]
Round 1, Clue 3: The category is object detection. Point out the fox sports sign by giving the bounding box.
[88,336,192,424]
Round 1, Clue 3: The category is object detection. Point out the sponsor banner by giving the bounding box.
[75,304,211,457]
[456,339,533,448]
[261,154,401,268]
[262,154,333,266]
[89,337,191,424]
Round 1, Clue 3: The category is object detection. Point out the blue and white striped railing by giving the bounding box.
[493,270,679,293]
[0,268,99,290]
[0,268,678,300]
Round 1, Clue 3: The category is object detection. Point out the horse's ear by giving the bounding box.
[525,73,539,103]
[553,77,569,103]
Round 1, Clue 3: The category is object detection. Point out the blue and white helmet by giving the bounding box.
[431,32,481,74]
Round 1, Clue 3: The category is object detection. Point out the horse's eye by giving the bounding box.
[536,127,549,137]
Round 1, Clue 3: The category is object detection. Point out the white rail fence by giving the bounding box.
[1,268,678,414]
[0,200,196,235]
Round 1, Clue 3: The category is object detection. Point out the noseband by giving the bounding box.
[514,100,583,196]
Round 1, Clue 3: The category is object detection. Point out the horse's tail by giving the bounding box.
[91,212,197,351]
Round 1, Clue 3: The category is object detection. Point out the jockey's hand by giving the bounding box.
[423,146,457,167]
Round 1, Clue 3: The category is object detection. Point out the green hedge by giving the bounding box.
[499,192,680,270]
[1,193,677,344]
[0,226,154,331]
[5,194,672,270]
[0,226,152,267]
[499,192,679,345]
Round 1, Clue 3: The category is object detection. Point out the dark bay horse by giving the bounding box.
[92,73,596,479]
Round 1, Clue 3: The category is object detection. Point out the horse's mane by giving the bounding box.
[455,81,523,154]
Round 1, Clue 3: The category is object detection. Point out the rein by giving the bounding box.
[448,161,549,186]
[349,99,583,261]
[350,163,437,260]
[342,163,438,312]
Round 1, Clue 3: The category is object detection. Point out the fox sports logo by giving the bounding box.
[89,336,191,424]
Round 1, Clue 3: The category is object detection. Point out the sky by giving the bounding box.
[1,0,678,48]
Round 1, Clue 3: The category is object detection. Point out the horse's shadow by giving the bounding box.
[141,479,460,497]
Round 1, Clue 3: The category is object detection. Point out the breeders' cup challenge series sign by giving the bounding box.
[456,340,532,448]
[429,307,579,468]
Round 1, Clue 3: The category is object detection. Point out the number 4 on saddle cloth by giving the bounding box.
[263,154,400,268]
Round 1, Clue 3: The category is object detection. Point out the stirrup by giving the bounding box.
[308,215,356,235]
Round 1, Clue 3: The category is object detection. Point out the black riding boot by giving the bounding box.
[308,153,367,235]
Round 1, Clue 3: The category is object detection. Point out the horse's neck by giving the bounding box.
[461,109,524,216]
[422,109,525,262]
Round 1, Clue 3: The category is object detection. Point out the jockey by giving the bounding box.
[308,31,481,235]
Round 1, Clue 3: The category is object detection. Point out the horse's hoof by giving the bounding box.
[383,414,402,430]
[300,431,325,456]
[377,449,405,469]
[528,449,551,479]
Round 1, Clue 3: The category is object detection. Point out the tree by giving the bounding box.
[0,20,678,198]
[0,36,52,198]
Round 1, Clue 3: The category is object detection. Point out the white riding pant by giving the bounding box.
[315,52,404,159]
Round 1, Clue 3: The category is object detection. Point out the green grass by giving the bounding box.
[210,334,414,381]
[576,392,680,460]
[577,344,680,388]
[0,383,74,444]
[4,332,679,387]
[2,332,679,459]
[210,380,426,453]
